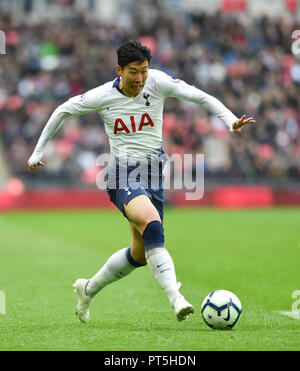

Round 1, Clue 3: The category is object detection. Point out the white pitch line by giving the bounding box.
[278,311,300,320]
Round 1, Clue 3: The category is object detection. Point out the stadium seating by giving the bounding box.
[0,1,299,192]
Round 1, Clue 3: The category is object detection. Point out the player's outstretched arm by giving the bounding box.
[232,114,256,133]
[155,70,255,133]
[27,86,103,172]
[27,105,70,171]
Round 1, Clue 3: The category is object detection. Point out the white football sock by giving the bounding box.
[86,247,138,296]
[145,247,180,305]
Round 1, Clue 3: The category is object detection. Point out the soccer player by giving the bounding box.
[28,40,255,323]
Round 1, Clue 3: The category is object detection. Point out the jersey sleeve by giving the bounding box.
[60,86,104,115]
[153,70,238,131]
[28,86,104,165]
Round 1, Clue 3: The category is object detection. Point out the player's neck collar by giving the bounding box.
[113,77,126,96]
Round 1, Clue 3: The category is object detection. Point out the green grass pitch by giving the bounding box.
[0,208,299,351]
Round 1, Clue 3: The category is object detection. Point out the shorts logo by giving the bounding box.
[124,186,131,196]
[114,113,154,134]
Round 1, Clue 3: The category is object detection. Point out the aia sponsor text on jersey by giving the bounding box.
[114,113,154,134]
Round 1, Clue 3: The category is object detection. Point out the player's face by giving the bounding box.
[116,60,149,97]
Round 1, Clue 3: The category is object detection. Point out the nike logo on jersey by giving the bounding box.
[114,113,154,134]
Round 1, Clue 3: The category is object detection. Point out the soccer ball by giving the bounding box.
[201,290,242,330]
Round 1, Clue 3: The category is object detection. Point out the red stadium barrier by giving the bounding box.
[0,189,115,211]
[0,191,17,209]
[212,185,274,208]
[18,189,113,209]
[273,189,300,205]
[168,189,214,207]
[1,186,300,211]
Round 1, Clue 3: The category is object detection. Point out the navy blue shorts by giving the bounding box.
[106,152,167,223]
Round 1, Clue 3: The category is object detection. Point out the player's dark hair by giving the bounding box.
[117,40,152,69]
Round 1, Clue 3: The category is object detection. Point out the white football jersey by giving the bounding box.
[28,69,238,163]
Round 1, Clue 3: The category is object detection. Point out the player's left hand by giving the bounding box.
[28,161,45,171]
[232,114,255,133]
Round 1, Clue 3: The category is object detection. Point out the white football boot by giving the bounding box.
[172,282,194,322]
[73,278,94,323]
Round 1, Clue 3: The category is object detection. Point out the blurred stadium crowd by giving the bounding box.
[1,0,300,186]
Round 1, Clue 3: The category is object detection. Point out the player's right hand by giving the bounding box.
[28,161,45,171]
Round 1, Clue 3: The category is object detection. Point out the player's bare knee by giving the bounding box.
[141,214,161,233]
[130,215,161,236]
[124,195,161,234]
